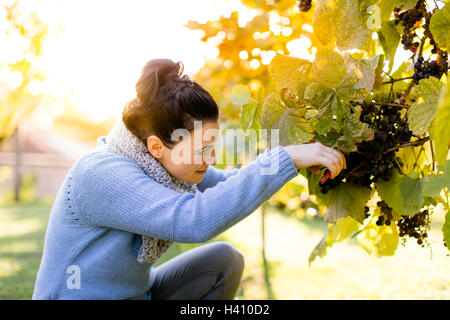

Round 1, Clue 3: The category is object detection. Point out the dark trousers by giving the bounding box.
[149,241,245,300]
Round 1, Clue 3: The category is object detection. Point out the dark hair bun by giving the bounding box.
[123,58,219,147]
[135,58,184,103]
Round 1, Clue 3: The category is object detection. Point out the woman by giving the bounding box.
[32,59,346,300]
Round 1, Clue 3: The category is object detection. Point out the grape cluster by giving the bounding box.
[352,103,411,183]
[298,0,312,12]
[319,172,341,194]
[364,206,370,219]
[413,55,448,82]
[396,1,449,83]
[375,200,394,226]
[318,102,412,193]
[395,0,426,53]
[397,209,430,245]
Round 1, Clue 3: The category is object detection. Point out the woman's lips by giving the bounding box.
[195,169,207,174]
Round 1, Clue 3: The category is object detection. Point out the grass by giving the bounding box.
[1,200,449,300]
[0,201,52,300]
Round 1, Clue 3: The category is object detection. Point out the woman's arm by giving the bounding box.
[75,146,298,243]
[196,166,239,192]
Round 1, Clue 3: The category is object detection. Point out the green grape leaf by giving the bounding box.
[396,145,419,174]
[357,222,399,256]
[376,0,396,23]
[400,172,425,215]
[240,101,261,132]
[397,0,418,10]
[260,92,314,144]
[313,0,372,50]
[408,77,443,137]
[314,131,344,147]
[312,0,340,46]
[430,3,450,50]
[343,54,384,91]
[323,182,372,223]
[328,216,362,242]
[308,233,328,265]
[276,111,315,145]
[376,170,425,216]
[431,81,450,168]
[314,107,334,135]
[377,20,400,74]
[313,49,347,89]
[304,82,334,108]
[310,93,343,136]
[311,90,372,151]
[422,160,450,197]
[230,84,253,106]
[334,112,373,152]
[280,88,307,117]
[260,92,286,129]
[269,55,312,99]
[443,211,450,251]
[309,216,361,265]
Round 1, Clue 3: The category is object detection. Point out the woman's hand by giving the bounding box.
[283,141,346,179]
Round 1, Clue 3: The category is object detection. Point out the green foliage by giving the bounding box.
[269,55,312,101]
[313,0,373,51]
[408,77,444,137]
[422,160,450,197]
[230,84,254,106]
[431,81,450,168]
[358,221,399,256]
[376,171,426,216]
[429,3,450,50]
[309,216,361,264]
[260,89,315,145]
[230,85,262,133]
[443,211,450,249]
[377,20,400,73]
[323,182,373,223]
[312,48,347,89]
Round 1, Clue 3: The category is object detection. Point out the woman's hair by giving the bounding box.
[122,58,219,147]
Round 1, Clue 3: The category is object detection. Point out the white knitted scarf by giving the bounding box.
[105,118,197,264]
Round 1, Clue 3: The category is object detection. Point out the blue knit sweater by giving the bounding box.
[32,136,298,299]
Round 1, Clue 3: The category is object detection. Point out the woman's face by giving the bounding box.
[147,121,220,184]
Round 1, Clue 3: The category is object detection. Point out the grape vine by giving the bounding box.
[232,0,450,263]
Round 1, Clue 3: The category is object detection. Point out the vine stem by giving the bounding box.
[382,77,413,84]
[445,187,449,212]
[349,101,409,109]
[400,36,427,105]
[260,203,275,300]
[412,144,425,177]
[429,138,436,172]
[418,35,426,58]
[383,136,430,154]
[401,81,416,102]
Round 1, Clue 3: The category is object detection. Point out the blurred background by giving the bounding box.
[0,0,449,300]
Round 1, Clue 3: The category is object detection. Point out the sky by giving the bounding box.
[38,0,256,124]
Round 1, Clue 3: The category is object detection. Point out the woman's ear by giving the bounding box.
[147,135,165,159]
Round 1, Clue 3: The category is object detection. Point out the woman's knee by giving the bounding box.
[209,241,245,273]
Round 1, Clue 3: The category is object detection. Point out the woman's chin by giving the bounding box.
[179,172,206,184]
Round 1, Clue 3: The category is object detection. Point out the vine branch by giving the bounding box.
[383,136,430,154]
[382,77,413,84]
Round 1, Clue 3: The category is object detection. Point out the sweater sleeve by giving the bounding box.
[196,166,239,192]
[76,146,298,243]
